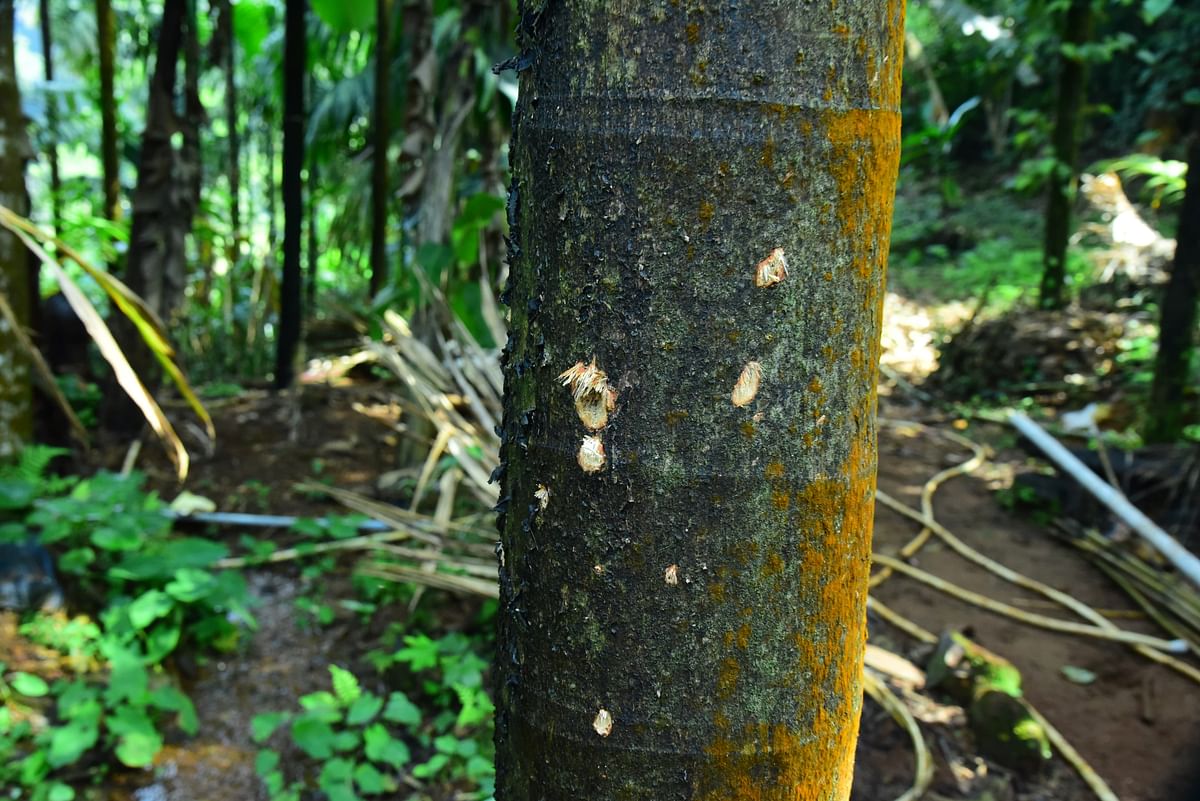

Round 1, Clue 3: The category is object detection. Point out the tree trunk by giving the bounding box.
[104,0,197,431]
[220,0,241,253]
[494,3,905,799]
[369,0,391,297]
[307,159,318,311]
[123,0,190,320]
[275,0,306,389]
[1039,0,1093,311]
[96,0,120,223]
[38,0,61,231]
[1146,132,1199,443]
[0,0,32,458]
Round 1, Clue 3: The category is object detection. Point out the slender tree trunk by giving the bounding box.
[495,3,905,799]
[123,0,190,319]
[265,107,277,253]
[1039,0,1093,310]
[369,0,391,297]
[96,0,120,223]
[275,0,306,389]
[104,0,194,431]
[38,0,61,231]
[307,159,318,311]
[1146,132,1199,443]
[0,0,32,458]
[220,0,241,251]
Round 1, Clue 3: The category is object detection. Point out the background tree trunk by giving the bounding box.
[1039,0,1093,311]
[1146,131,1199,443]
[219,0,241,253]
[104,0,198,431]
[494,3,904,799]
[96,0,120,223]
[0,0,32,458]
[275,0,306,389]
[369,0,391,297]
[38,0,61,232]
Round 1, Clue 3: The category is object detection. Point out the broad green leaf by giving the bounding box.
[165,568,217,602]
[353,761,390,795]
[291,517,324,537]
[251,712,290,743]
[298,690,342,722]
[1142,0,1173,23]
[9,672,50,697]
[233,0,272,56]
[104,649,148,704]
[329,665,361,705]
[56,680,101,719]
[46,718,100,767]
[393,635,439,671]
[92,525,142,551]
[115,730,163,768]
[291,715,337,759]
[381,691,421,727]
[0,478,35,509]
[142,620,182,664]
[333,730,361,752]
[412,752,450,779]
[46,782,75,801]
[149,685,199,735]
[113,538,228,581]
[362,723,410,768]
[311,0,373,32]
[255,748,281,776]
[345,693,384,726]
[128,590,174,629]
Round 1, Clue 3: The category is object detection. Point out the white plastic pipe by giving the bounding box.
[1009,411,1200,589]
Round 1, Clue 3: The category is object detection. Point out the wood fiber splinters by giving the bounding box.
[559,358,617,430]
[577,435,606,473]
[593,709,613,737]
[754,247,789,287]
[731,361,762,407]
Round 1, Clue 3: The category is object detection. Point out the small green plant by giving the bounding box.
[256,634,496,801]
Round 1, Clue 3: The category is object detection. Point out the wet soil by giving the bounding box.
[8,382,1199,801]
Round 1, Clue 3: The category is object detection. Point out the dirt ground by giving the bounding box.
[11,377,1199,801]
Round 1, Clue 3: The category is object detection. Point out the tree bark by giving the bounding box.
[104,0,197,431]
[38,0,61,231]
[0,0,32,458]
[494,3,905,799]
[369,0,391,297]
[1146,132,1199,443]
[307,159,318,311]
[219,0,241,252]
[1039,0,1093,311]
[275,0,306,389]
[96,0,120,223]
[123,0,190,320]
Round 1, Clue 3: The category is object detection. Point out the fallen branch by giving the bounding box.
[863,669,934,801]
[871,552,1187,653]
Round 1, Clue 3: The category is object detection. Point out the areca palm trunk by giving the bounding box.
[494,3,905,798]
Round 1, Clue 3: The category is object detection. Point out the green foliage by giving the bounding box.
[0,458,255,797]
[1089,152,1188,209]
[255,633,496,801]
